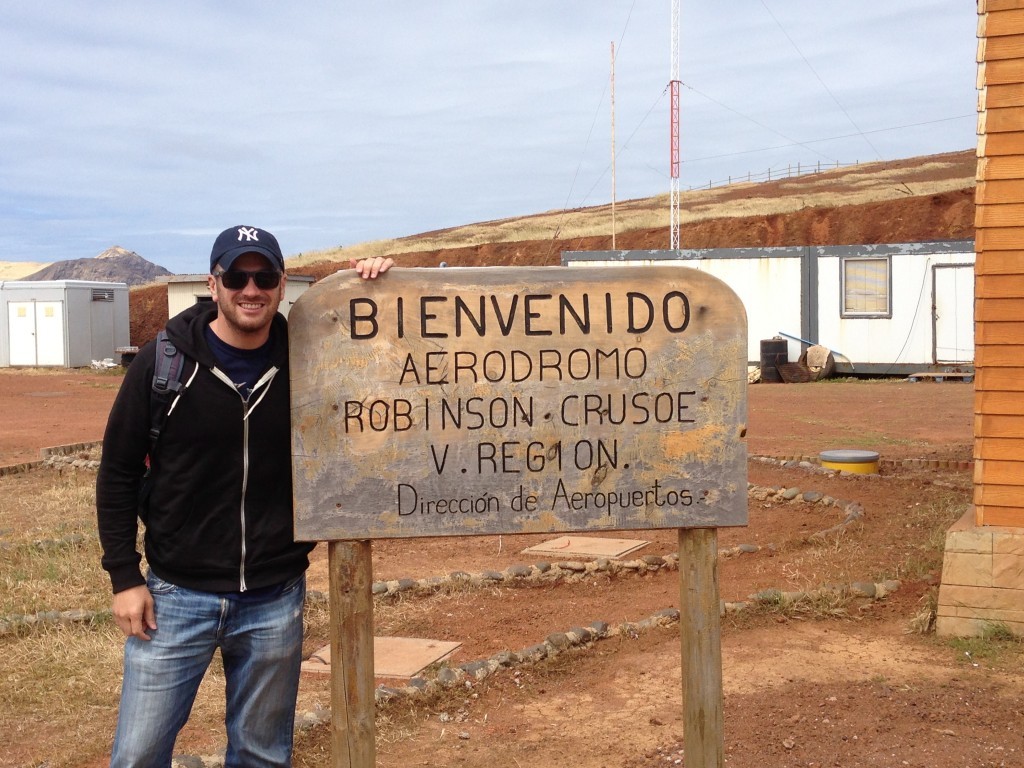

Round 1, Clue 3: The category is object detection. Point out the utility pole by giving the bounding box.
[611,41,617,249]
[669,0,681,251]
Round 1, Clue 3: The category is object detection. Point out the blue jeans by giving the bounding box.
[110,572,306,768]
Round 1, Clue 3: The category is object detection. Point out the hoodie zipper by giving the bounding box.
[212,365,279,592]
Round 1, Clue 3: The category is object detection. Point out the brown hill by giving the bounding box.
[129,150,977,346]
[25,246,171,286]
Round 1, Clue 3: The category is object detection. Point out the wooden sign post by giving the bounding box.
[289,266,747,767]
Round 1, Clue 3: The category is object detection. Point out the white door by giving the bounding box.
[933,264,974,365]
[7,301,65,366]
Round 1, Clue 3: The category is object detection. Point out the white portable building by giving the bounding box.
[0,280,130,367]
[563,240,975,376]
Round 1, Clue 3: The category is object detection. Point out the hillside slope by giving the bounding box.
[130,150,976,344]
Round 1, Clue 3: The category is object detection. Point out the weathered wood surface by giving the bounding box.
[679,528,724,768]
[328,541,375,767]
[290,266,748,541]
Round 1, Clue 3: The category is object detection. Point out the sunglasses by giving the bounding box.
[215,270,282,290]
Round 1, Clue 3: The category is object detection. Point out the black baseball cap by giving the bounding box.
[210,225,285,273]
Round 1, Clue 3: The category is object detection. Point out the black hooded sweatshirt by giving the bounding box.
[96,302,313,594]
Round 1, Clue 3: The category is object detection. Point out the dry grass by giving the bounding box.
[288,153,973,269]
[0,467,238,765]
[0,471,110,617]
[0,624,124,767]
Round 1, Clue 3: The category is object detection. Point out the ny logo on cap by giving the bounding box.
[237,227,260,242]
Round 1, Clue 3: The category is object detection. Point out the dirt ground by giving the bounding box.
[4,368,1013,768]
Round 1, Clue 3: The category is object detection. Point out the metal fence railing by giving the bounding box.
[686,160,861,191]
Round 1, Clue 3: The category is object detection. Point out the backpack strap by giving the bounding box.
[149,330,186,450]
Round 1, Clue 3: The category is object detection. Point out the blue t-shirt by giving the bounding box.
[203,325,272,400]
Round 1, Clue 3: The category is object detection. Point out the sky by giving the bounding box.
[0,1,978,274]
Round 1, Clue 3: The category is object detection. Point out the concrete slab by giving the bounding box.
[301,637,462,678]
[521,535,649,559]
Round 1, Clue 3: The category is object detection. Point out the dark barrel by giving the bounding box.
[759,338,788,383]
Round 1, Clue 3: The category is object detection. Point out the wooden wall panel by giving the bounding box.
[976,1,1024,529]
[974,366,1024,390]
[975,273,1024,296]
[975,345,1024,366]
[977,154,1024,178]
[976,391,1024,413]
[981,57,1024,85]
[977,178,1024,202]
[980,35,1024,60]
[977,298,1024,322]
[976,437,1024,459]
[975,413,1024,437]
[978,130,1024,153]
[980,1,1024,17]
[975,252,1024,274]
[976,505,1024,526]
[984,9,1024,37]
[981,105,1024,132]
[975,202,1024,226]
[976,226,1024,250]
[976,459,1024,484]
[975,483,1024,506]
[982,83,1024,108]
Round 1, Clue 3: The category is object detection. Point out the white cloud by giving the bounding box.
[0,0,977,271]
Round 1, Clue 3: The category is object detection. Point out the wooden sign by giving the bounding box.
[290,266,747,541]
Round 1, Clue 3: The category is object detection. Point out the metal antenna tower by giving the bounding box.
[669,0,681,250]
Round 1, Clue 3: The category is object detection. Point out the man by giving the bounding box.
[96,225,392,767]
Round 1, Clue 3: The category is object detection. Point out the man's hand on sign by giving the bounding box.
[350,256,394,279]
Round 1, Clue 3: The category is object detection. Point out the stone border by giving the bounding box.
[751,453,972,473]
[0,441,102,477]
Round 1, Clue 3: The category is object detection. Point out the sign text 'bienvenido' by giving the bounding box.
[289,266,748,541]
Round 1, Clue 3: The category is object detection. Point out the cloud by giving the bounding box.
[0,1,977,272]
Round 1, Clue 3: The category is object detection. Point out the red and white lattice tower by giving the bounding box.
[669,0,681,250]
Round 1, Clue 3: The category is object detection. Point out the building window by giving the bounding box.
[91,288,115,302]
[841,256,891,318]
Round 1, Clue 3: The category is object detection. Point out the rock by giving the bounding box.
[506,565,533,578]
[375,686,402,703]
[751,588,783,604]
[546,632,571,649]
[491,650,519,667]
[436,667,464,686]
[876,580,901,598]
[850,582,876,598]
[654,608,680,622]
[802,491,824,503]
[569,627,593,643]
[459,661,490,680]
[520,643,549,662]
[782,487,801,500]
